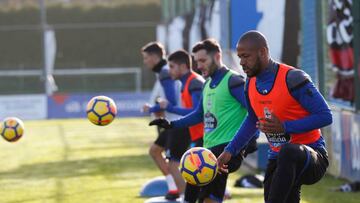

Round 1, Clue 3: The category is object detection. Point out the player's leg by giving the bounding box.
[200,143,243,203]
[300,146,329,185]
[267,144,313,203]
[263,159,276,203]
[149,128,169,175]
[183,138,203,203]
[168,159,185,194]
[166,128,191,199]
[284,185,301,203]
[284,146,328,203]
[149,128,182,200]
[184,183,201,203]
[199,173,227,203]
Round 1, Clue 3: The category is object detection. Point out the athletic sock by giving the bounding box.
[180,193,184,200]
[165,174,178,192]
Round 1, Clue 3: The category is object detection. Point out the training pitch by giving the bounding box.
[0,118,359,203]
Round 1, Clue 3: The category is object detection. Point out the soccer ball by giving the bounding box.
[86,96,117,126]
[0,117,25,142]
[179,147,218,186]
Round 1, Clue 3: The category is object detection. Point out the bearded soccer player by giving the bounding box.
[150,39,258,203]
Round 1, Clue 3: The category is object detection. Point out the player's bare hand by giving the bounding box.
[158,99,169,110]
[217,151,231,174]
[149,118,172,129]
[142,103,151,113]
[257,113,285,134]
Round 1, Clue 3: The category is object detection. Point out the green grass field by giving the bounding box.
[0,118,359,203]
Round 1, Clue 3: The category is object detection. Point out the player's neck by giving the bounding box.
[152,59,167,73]
[257,59,278,80]
[180,72,191,85]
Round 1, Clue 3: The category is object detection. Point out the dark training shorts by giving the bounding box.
[154,127,190,161]
[198,143,244,202]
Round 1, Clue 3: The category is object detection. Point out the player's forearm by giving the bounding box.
[149,104,162,113]
[166,90,201,116]
[283,111,332,134]
[171,105,203,128]
[166,105,194,116]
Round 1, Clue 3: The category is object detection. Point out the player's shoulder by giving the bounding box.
[159,65,171,81]
[189,74,205,92]
[229,71,245,89]
[286,68,312,91]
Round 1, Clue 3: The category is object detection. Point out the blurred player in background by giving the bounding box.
[150,39,258,203]
[160,49,205,147]
[141,42,190,200]
[217,31,332,203]
[158,49,205,201]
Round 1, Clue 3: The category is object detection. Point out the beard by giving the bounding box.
[201,58,218,78]
[244,56,262,78]
[207,59,218,77]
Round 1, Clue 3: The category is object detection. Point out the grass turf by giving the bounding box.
[0,118,359,203]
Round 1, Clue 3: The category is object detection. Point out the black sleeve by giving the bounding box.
[286,69,311,92]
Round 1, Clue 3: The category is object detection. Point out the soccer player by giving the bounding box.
[150,39,258,203]
[217,31,332,203]
[141,42,190,200]
[159,49,205,201]
[161,49,205,147]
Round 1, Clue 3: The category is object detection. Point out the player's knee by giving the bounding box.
[149,144,162,157]
[278,143,302,163]
[148,147,155,158]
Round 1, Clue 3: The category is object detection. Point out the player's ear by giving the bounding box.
[214,52,221,62]
[259,47,268,59]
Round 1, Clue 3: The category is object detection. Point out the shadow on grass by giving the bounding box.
[6,184,150,203]
[229,189,263,201]
[0,123,158,203]
[0,123,155,180]
[0,154,155,180]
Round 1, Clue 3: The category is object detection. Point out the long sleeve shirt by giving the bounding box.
[172,67,248,128]
[166,72,203,115]
[225,61,332,159]
[149,64,179,113]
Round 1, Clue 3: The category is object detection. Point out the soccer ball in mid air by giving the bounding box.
[86,96,117,126]
[179,147,218,186]
[0,117,25,142]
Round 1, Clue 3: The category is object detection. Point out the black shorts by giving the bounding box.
[154,127,190,161]
[264,144,329,203]
[197,143,243,202]
[190,138,203,148]
[184,138,203,202]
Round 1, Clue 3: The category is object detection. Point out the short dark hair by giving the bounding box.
[168,50,192,69]
[192,38,221,54]
[141,42,166,58]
